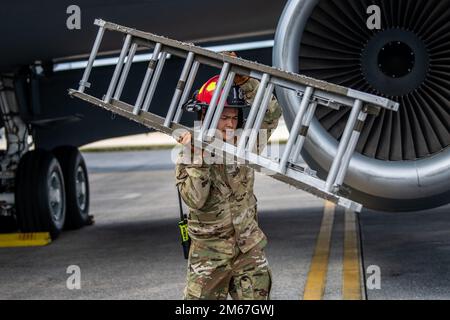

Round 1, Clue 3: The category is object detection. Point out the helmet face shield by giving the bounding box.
[182,90,205,113]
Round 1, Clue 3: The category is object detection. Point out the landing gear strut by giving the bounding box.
[0,75,91,240]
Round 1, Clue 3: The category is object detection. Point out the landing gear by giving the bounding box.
[15,149,66,239]
[0,76,91,240]
[53,146,91,230]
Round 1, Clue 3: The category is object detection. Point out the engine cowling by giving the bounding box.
[273,0,450,211]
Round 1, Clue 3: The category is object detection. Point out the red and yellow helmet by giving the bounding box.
[183,75,250,113]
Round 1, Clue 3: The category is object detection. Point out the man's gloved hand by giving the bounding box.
[177,131,205,165]
[178,131,192,146]
[221,51,250,86]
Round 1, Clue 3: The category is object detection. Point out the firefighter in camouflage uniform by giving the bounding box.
[175,54,282,300]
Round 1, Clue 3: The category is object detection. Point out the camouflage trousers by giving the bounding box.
[183,239,272,300]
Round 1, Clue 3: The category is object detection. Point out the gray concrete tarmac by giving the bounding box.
[0,149,448,299]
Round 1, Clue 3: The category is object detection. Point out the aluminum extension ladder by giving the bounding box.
[69,19,399,212]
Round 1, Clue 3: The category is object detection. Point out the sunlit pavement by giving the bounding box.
[0,150,448,300]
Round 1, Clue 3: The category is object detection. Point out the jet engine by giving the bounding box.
[273,0,449,211]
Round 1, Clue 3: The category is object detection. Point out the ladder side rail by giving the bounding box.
[269,77,351,109]
[132,37,392,114]
[97,20,398,111]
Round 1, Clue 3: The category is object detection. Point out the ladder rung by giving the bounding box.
[325,99,363,192]
[290,101,318,164]
[334,111,368,187]
[199,62,230,141]
[174,60,200,123]
[247,83,275,155]
[164,52,195,127]
[206,71,236,139]
[133,43,163,114]
[114,42,138,100]
[104,34,132,104]
[78,24,105,93]
[279,86,314,174]
[236,73,270,156]
[141,51,168,113]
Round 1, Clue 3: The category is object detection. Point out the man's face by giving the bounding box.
[217,107,238,141]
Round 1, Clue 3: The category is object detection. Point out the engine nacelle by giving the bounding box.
[273,0,450,211]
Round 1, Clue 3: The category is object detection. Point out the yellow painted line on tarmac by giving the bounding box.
[303,201,336,300]
[343,209,362,300]
[0,232,51,248]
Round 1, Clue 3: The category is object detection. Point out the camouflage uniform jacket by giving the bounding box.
[175,78,282,254]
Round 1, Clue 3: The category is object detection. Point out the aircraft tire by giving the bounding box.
[15,149,66,239]
[53,146,90,230]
